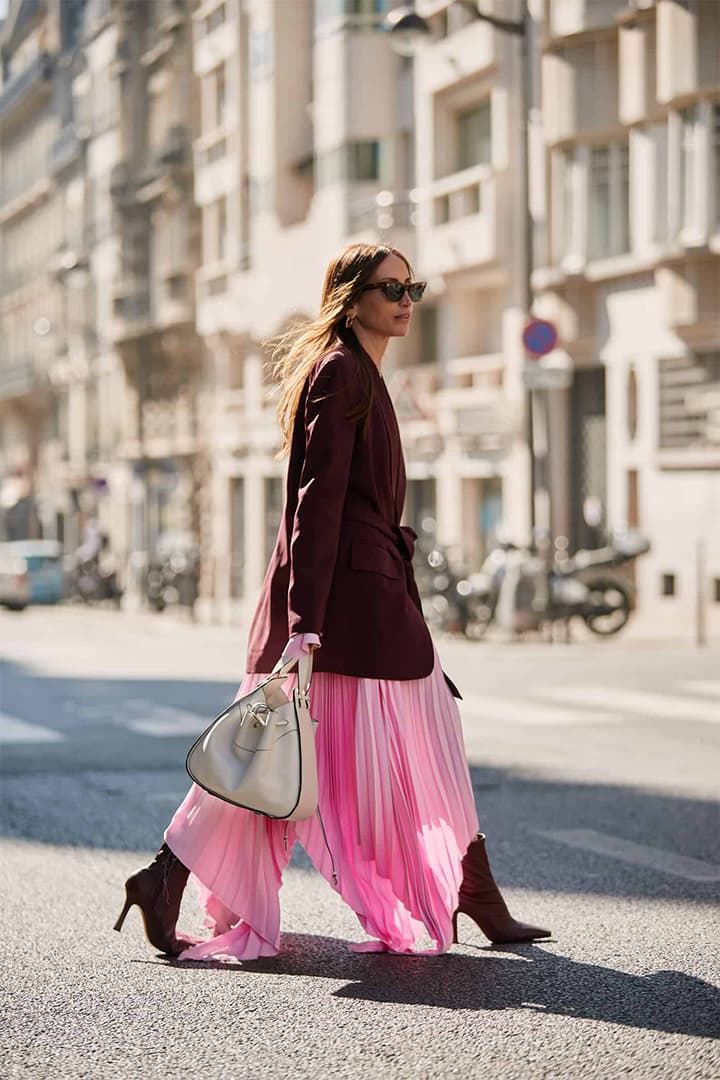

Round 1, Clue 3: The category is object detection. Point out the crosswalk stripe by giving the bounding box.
[0,711,64,744]
[536,685,720,724]
[538,828,720,883]
[460,694,619,727]
[125,705,207,738]
[676,680,720,700]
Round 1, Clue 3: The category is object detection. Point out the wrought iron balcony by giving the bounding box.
[0,52,54,124]
[49,125,84,175]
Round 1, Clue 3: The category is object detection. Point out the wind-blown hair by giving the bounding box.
[270,241,412,456]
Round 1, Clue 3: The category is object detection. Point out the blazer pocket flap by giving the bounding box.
[350,541,402,580]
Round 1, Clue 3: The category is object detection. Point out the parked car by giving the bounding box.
[0,540,65,610]
[0,547,30,611]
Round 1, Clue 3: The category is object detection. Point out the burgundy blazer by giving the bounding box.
[246,343,436,681]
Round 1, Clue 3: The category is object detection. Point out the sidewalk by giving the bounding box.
[23,601,718,654]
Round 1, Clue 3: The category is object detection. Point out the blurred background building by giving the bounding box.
[0,0,718,637]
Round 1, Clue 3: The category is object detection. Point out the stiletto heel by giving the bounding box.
[451,910,459,945]
[113,894,133,932]
[453,834,551,945]
[112,844,192,956]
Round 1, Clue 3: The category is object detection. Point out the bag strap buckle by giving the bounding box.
[240,701,272,727]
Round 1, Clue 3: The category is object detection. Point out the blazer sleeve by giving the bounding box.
[287,354,358,636]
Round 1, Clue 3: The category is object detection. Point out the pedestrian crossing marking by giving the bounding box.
[124,704,207,738]
[0,711,64,744]
[536,685,720,724]
[461,693,620,727]
[2,682,718,747]
[676,681,720,700]
[538,828,720,883]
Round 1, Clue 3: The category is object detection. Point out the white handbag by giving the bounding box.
[186,654,318,821]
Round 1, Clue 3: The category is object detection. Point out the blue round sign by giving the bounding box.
[522,319,558,357]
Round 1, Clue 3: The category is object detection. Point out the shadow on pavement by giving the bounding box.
[1,658,718,905]
[157,932,720,1039]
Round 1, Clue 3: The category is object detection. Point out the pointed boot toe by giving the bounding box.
[452,834,551,946]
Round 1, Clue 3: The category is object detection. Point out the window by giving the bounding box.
[230,478,245,599]
[678,105,700,234]
[626,469,639,530]
[314,0,389,25]
[661,574,676,597]
[419,305,438,366]
[202,64,226,132]
[652,122,668,244]
[218,197,227,260]
[203,197,228,264]
[627,366,638,441]
[344,0,389,13]
[588,141,629,259]
[404,479,437,540]
[264,478,284,564]
[588,146,610,258]
[347,141,381,182]
[713,102,720,228]
[315,141,390,186]
[552,147,579,263]
[456,101,491,171]
[658,351,720,450]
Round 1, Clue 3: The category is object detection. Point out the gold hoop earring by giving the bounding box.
[345,313,355,329]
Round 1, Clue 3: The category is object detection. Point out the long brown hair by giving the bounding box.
[270,241,412,456]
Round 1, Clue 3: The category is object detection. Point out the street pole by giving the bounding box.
[135,342,150,608]
[518,0,536,541]
[384,1,544,549]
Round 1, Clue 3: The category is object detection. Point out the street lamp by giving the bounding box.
[382,1,540,539]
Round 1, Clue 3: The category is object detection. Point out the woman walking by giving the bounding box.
[115,242,550,960]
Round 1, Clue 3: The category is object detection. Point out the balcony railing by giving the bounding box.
[347,191,418,235]
[49,125,84,175]
[0,156,51,210]
[548,0,626,38]
[0,52,53,123]
[0,356,36,401]
[113,285,151,326]
[215,388,247,449]
[418,168,498,275]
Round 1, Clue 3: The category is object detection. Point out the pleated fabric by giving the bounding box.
[164,650,478,960]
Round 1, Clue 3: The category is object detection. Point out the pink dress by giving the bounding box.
[164,647,479,960]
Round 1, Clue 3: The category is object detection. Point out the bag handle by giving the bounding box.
[270,652,313,695]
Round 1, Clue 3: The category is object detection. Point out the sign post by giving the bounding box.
[521,319,561,558]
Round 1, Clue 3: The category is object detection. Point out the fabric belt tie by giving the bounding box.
[392,524,417,564]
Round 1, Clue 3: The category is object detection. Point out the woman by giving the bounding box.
[114,242,550,959]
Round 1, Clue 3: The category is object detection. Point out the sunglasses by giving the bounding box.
[362,280,427,302]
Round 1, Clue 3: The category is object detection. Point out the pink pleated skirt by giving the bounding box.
[164,650,478,960]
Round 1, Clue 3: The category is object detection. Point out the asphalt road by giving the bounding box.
[1,606,718,1080]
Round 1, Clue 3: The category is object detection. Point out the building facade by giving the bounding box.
[535,0,719,633]
[1,0,718,638]
[0,0,82,543]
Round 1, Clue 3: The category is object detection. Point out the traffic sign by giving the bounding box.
[522,364,573,390]
[522,318,558,357]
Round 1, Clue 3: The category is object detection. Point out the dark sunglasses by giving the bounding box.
[362,280,427,303]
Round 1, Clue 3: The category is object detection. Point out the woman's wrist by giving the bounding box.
[283,633,321,659]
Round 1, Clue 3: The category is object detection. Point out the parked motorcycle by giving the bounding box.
[417,542,470,634]
[145,531,199,614]
[435,531,650,639]
[65,552,123,607]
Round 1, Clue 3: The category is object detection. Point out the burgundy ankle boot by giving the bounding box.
[453,833,551,945]
[114,843,193,957]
